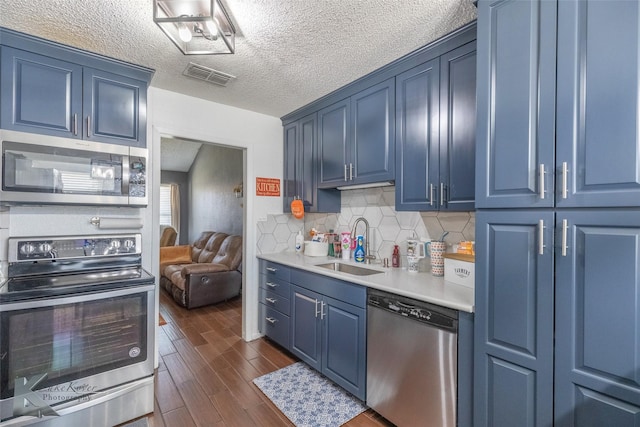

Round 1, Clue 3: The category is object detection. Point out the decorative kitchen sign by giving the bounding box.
[256,177,280,196]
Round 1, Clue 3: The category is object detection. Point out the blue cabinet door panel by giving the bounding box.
[440,42,476,211]
[395,59,440,210]
[350,78,395,185]
[290,285,322,370]
[318,99,349,187]
[299,114,316,207]
[475,210,554,427]
[1,47,82,137]
[475,0,556,208]
[555,210,640,425]
[486,356,537,427]
[283,122,298,210]
[84,68,145,146]
[573,387,640,427]
[322,296,366,400]
[556,1,640,208]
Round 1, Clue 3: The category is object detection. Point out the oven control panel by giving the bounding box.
[8,234,142,262]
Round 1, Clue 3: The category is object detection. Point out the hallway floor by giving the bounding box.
[141,291,391,426]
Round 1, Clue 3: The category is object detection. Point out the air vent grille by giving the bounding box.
[183,62,236,87]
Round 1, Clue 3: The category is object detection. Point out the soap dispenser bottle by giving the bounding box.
[392,245,400,267]
[295,230,303,253]
[354,235,365,263]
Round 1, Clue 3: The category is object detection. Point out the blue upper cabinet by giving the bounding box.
[0,29,152,147]
[0,47,83,138]
[396,41,476,212]
[349,79,395,186]
[318,98,350,186]
[478,0,640,209]
[556,1,640,208]
[395,58,440,210]
[318,79,394,188]
[475,0,557,209]
[283,113,340,213]
[83,68,146,146]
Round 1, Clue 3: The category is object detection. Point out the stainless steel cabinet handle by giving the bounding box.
[349,163,354,181]
[73,114,78,135]
[320,301,326,320]
[561,219,568,256]
[539,164,546,199]
[266,267,277,272]
[429,183,435,206]
[344,164,348,181]
[562,162,569,199]
[440,183,445,207]
[315,299,320,318]
[538,219,545,255]
[87,116,91,137]
[265,281,277,288]
[266,317,277,324]
[265,297,277,304]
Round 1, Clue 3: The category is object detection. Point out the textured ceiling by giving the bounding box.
[160,138,202,172]
[0,0,477,118]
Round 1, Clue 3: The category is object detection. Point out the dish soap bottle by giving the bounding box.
[354,235,365,263]
[295,230,303,253]
[392,245,400,268]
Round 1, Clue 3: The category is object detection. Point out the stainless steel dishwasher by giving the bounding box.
[366,288,458,427]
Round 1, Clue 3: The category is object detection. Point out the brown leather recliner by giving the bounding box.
[160,231,242,309]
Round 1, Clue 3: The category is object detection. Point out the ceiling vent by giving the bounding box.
[183,62,236,87]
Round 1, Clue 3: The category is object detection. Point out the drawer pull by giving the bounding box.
[266,317,277,324]
[266,267,277,272]
[265,282,277,288]
[265,297,277,304]
[539,163,546,199]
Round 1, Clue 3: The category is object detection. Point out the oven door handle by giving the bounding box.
[0,283,155,312]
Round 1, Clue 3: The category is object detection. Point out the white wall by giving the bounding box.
[149,87,283,341]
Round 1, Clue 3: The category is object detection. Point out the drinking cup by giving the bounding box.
[426,241,446,276]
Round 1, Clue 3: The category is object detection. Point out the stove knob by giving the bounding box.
[110,240,122,249]
[123,239,135,249]
[39,243,53,253]
[20,243,36,255]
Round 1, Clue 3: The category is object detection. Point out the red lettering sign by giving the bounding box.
[256,177,280,196]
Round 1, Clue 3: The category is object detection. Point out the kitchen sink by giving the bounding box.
[315,262,383,276]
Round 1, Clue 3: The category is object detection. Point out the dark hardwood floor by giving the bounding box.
[137,291,392,427]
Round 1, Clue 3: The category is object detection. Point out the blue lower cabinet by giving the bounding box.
[474,210,555,427]
[290,272,367,401]
[290,285,322,371]
[259,261,292,350]
[554,210,640,426]
[475,209,640,426]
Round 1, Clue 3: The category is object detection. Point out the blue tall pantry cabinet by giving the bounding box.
[475,1,640,426]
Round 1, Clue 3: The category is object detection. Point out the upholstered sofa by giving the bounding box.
[160,231,242,309]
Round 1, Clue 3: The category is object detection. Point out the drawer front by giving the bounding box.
[259,273,291,298]
[261,304,290,349]
[260,260,290,282]
[259,287,291,315]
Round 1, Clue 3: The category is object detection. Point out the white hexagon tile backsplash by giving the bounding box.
[256,186,475,269]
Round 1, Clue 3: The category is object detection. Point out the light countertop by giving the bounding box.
[257,252,474,313]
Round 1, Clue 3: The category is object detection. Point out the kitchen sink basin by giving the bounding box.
[315,262,383,276]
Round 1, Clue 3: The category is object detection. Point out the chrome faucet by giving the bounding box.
[351,217,376,264]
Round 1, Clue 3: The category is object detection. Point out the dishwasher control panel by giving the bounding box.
[368,290,458,332]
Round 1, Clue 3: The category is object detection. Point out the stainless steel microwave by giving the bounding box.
[1,130,147,206]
